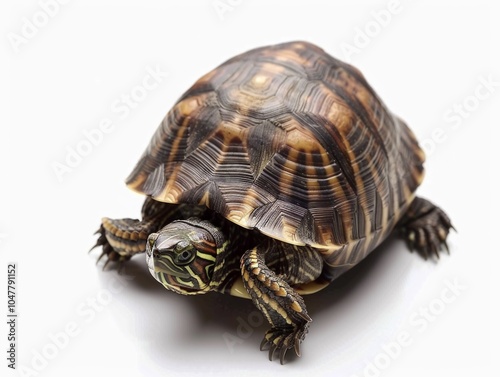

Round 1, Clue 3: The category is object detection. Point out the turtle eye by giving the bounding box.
[175,247,195,266]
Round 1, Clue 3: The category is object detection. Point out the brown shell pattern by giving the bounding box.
[126,41,424,267]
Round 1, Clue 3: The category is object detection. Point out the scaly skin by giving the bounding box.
[240,242,324,364]
[398,196,455,259]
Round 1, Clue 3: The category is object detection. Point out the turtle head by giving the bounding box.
[145,219,222,295]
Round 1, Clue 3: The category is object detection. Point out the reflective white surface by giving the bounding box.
[2,0,498,376]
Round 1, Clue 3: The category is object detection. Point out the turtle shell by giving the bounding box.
[126,41,424,266]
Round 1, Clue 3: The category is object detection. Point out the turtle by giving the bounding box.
[91,41,453,364]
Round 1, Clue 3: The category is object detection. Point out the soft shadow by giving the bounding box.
[305,234,401,314]
[94,234,418,365]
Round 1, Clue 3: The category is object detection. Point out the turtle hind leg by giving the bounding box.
[398,196,455,260]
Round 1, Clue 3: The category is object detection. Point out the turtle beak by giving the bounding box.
[151,248,187,277]
[145,233,158,273]
[146,233,158,258]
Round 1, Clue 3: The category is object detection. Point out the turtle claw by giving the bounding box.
[103,252,113,271]
[260,337,269,351]
[279,345,289,365]
[260,323,309,364]
[91,224,131,272]
[442,240,450,254]
[89,225,107,253]
[96,248,107,265]
[400,198,455,260]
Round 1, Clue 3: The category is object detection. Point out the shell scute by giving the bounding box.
[126,41,424,260]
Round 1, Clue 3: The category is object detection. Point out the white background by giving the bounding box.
[2,0,499,376]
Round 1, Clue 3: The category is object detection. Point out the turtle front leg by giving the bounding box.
[240,243,322,364]
[90,197,182,270]
[398,196,455,259]
[91,218,154,270]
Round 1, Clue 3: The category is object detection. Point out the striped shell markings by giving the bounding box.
[126,41,425,279]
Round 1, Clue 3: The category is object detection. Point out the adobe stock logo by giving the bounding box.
[51,64,168,183]
[7,0,72,54]
[223,310,264,353]
[17,274,133,376]
[340,0,403,61]
[212,0,244,21]
[421,74,499,157]
[351,278,466,377]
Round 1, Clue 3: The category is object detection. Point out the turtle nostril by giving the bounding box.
[147,246,157,258]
